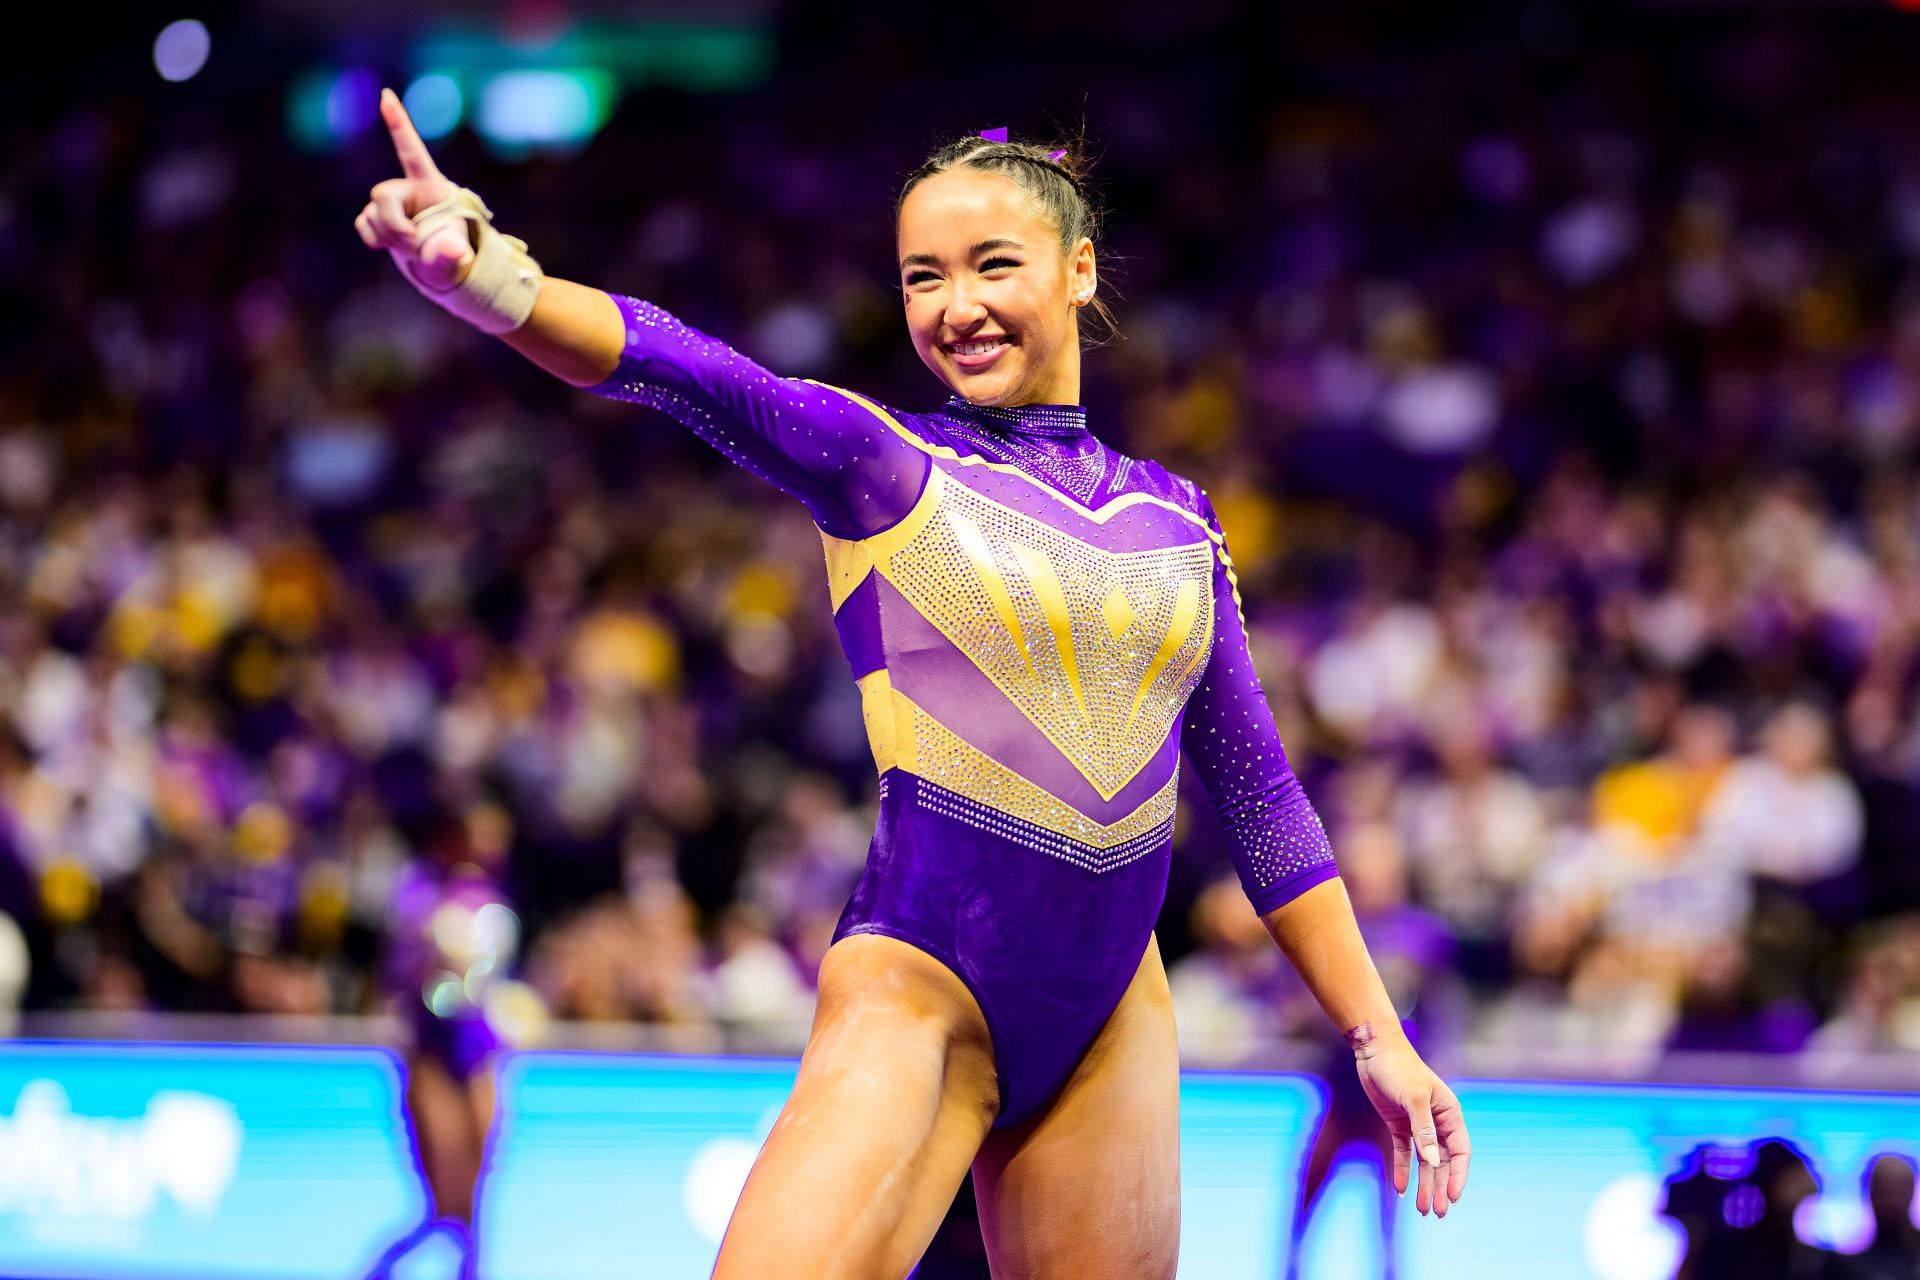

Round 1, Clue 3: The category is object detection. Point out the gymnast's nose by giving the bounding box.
[943,278,989,332]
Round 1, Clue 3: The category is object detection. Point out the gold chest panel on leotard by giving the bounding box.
[886,467,1215,797]
[821,457,1216,852]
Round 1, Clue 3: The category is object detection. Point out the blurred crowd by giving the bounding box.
[3,5,1920,1070]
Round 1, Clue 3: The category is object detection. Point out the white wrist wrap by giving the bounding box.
[402,187,543,335]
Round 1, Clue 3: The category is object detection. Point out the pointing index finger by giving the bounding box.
[380,87,439,181]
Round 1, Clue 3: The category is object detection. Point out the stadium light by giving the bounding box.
[402,72,464,140]
[152,19,211,82]
[475,69,615,153]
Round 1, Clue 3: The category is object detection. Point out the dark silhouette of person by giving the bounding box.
[1833,1154,1920,1280]
[1662,1138,1841,1280]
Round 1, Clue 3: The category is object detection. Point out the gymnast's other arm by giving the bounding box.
[1264,880,1470,1217]
[1177,492,1470,1220]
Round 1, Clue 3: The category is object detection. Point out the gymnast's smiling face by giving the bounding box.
[896,167,1096,409]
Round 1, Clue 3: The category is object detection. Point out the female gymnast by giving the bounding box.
[354,89,1470,1278]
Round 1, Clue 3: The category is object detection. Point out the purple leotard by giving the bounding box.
[590,295,1336,1126]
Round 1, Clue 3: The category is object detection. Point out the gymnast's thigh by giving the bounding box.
[711,932,1000,1280]
[971,933,1181,1280]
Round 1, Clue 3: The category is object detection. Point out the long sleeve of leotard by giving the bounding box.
[1179,492,1338,917]
[584,293,927,537]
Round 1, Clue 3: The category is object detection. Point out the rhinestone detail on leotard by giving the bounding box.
[877,466,1215,800]
[913,776,1172,874]
[905,699,1181,864]
[934,401,1110,504]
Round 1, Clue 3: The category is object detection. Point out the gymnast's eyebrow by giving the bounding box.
[899,238,1027,270]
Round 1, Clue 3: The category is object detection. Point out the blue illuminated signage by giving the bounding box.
[0,1045,1911,1279]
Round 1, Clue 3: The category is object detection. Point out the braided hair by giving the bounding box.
[896,130,1118,346]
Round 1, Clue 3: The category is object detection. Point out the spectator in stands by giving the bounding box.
[1700,703,1865,893]
[1397,713,1551,978]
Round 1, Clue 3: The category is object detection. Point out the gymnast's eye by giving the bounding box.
[979,256,1020,273]
[904,270,939,286]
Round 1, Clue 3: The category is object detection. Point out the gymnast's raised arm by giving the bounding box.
[352,87,924,539]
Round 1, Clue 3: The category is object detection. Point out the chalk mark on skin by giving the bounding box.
[1346,1020,1446,1189]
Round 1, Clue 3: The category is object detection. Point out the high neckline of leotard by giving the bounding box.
[939,395,1091,440]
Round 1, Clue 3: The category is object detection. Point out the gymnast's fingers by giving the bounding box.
[354,206,380,250]
[414,224,475,290]
[368,180,416,249]
[380,86,440,184]
[1436,1084,1471,1205]
[1426,1087,1454,1218]
[1410,1089,1439,1216]
[1447,1143,1471,1210]
[1388,1122,1413,1197]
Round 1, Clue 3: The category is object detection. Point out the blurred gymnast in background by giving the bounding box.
[354,89,1469,1278]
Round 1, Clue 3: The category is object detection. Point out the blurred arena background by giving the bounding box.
[4,1,1920,1276]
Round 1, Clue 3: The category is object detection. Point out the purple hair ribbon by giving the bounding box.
[978,128,1066,167]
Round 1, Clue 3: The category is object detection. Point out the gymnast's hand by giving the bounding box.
[352,88,473,291]
[1348,1023,1470,1218]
